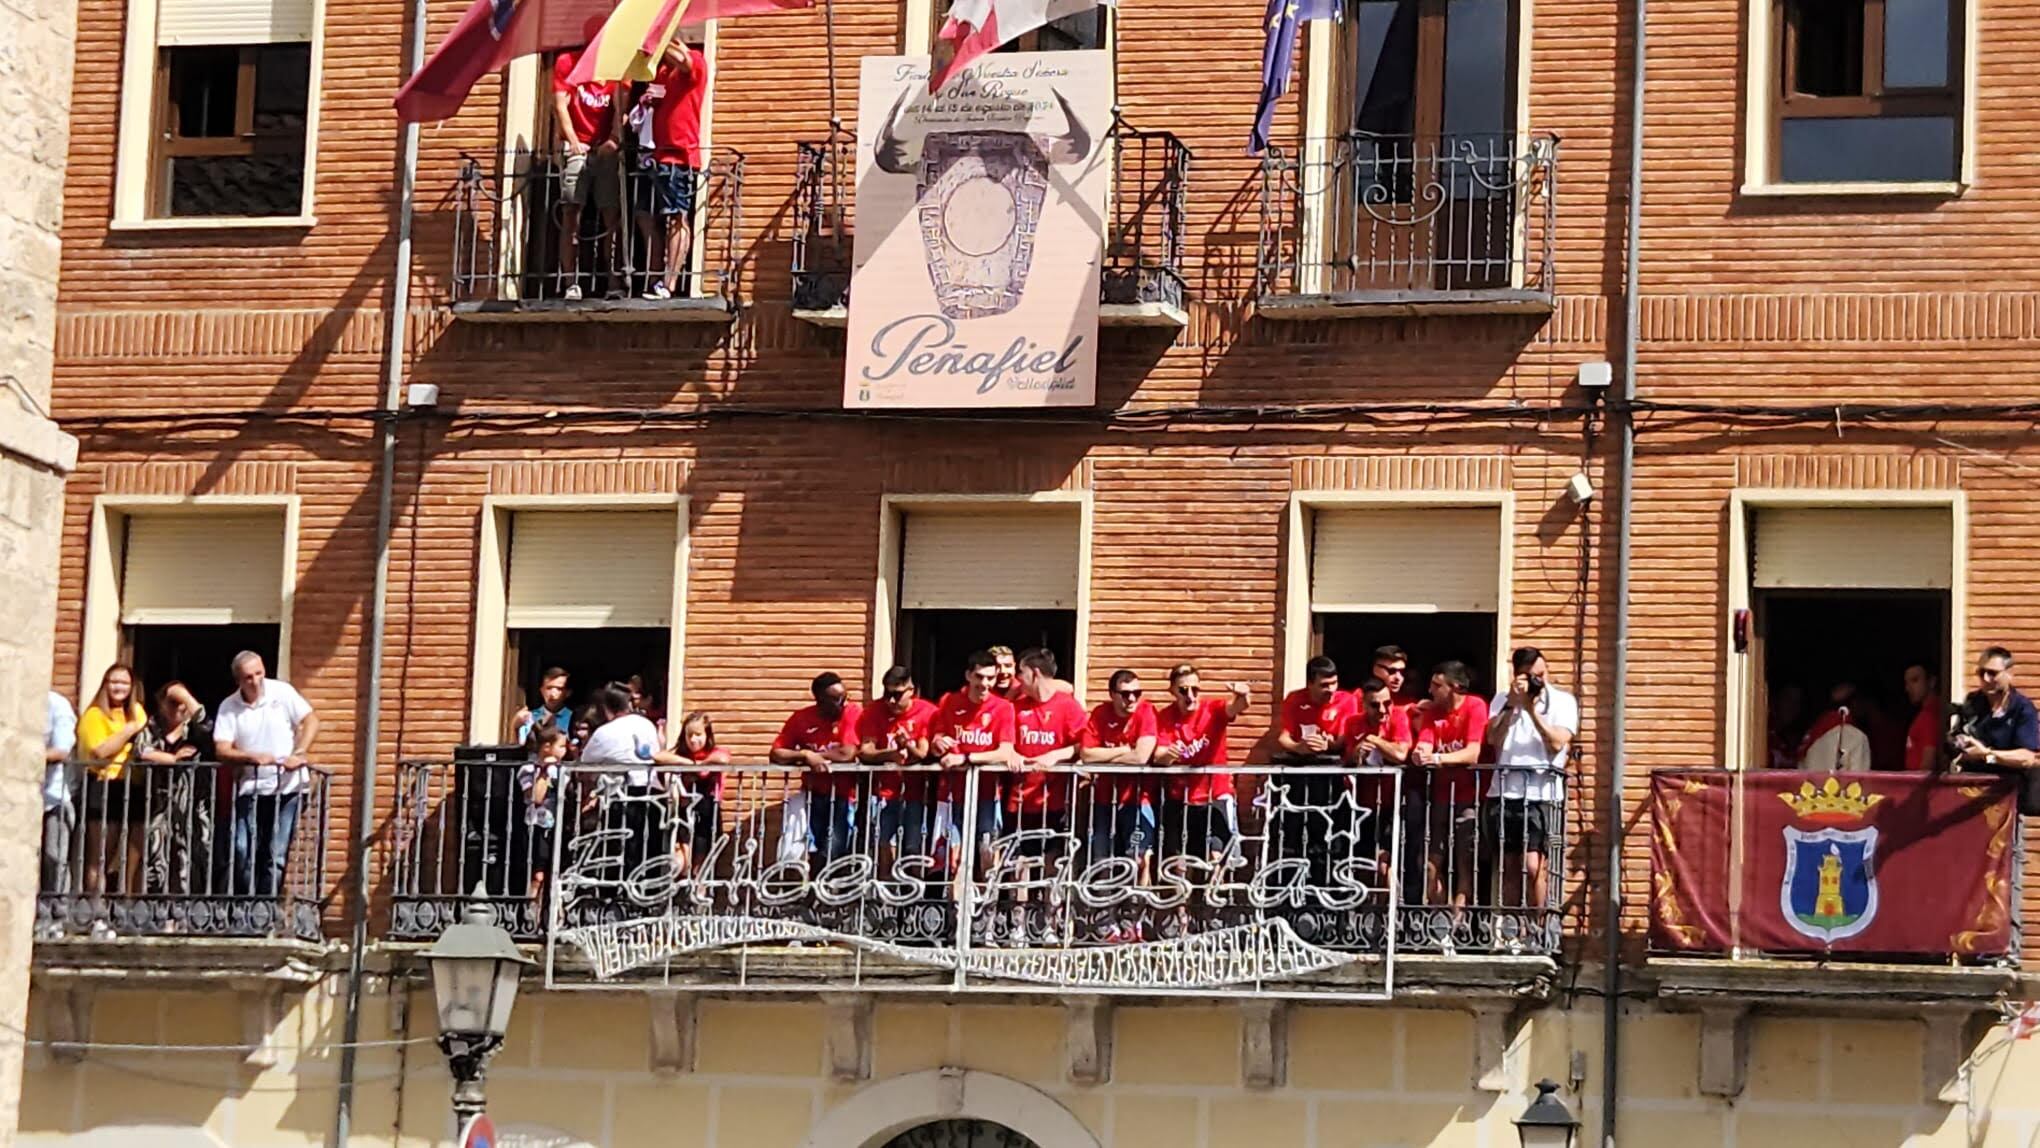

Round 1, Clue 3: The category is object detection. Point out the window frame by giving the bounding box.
[112,0,326,228]
[1744,0,1974,194]
[901,0,1116,59]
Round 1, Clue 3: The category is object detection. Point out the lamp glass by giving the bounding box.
[1517,1126,1574,1148]
[486,958,525,1037]
[430,953,501,1038]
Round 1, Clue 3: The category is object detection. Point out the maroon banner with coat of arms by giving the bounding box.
[1650,771,2018,957]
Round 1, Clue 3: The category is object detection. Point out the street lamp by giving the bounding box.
[1513,1078,1580,1148]
[422,899,534,1127]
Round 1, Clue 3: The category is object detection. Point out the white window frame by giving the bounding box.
[80,494,301,709]
[1282,490,1515,695]
[1741,0,1977,197]
[1723,488,1967,771]
[470,493,690,742]
[1295,0,1535,295]
[873,491,1094,700]
[110,0,327,229]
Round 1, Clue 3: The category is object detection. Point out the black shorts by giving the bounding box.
[1485,798,1556,855]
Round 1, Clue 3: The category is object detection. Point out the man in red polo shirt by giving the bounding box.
[1010,650,1088,831]
[1078,669,1159,881]
[550,22,622,301]
[630,39,708,300]
[858,665,938,871]
[1154,664,1252,859]
[1371,645,1420,722]
[769,672,862,865]
[931,650,1017,878]
[1273,655,1356,883]
[1411,660,1490,916]
[1278,655,1356,760]
[1903,663,1944,772]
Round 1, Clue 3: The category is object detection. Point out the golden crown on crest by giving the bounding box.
[1777,777,1885,823]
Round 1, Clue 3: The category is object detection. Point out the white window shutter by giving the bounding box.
[1753,507,1953,590]
[121,512,286,625]
[507,511,677,629]
[1310,507,1502,613]
[899,508,1081,610]
[158,0,313,46]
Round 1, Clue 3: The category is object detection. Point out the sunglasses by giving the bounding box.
[1115,688,1143,700]
[884,689,912,702]
[1174,685,1199,697]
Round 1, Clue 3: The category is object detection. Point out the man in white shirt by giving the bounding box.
[578,681,668,896]
[44,691,77,896]
[213,652,319,897]
[1485,646,1576,915]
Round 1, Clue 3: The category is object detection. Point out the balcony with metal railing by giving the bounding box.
[791,118,1193,329]
[1256,132,1558,319]
[386,760,1565,999]
[445,147,746,322]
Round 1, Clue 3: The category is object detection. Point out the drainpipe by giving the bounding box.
[335,0,426,1135]
[1600,0,1647,1141]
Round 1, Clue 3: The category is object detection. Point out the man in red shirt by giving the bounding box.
[1273,656,1356,883]
[630,39,709,300]
[1371,645,1421,722]
[1345,676,1414,878]
[1903,663,1944,772]
[769,672,862,864]
[930,650,1017,878]
[1411,660,1490,916]
[1078,669,1160,877]
[1010,650,1088,834]
[1154,664,1252,861]
[858,665,938,870]
[550,23,622,301]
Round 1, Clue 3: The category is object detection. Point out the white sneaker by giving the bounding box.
[644,281,672,300]
[563,283,583,301]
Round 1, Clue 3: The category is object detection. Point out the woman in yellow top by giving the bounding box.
[77,663,148,901]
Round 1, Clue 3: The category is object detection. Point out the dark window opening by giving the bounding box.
[156,43,310,218]
[505,628,672,742]
[897,609,1076,701]
[125,623,281,718]
[1316,612,1499,704]
[1754,591,1947,772]
[1790,0,1864,96]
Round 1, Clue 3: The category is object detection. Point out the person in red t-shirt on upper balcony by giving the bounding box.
[550,21,623,301]
[1153,664,1251,863]
[1079,669,1160,879]
[1272,655,1357,882]
[1411,660,1490,918]
[856,665,938,874]
[1903,663,1945,772]
[1345,675,1414,875]
[1010,649,1088,834]
[629,39,709,300]
[931,650,1017,878]
[769,672,862,865]
[1371,645,1421,722]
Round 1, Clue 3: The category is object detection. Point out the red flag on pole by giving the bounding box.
[930,0,1113,93]
[394,0,615,123]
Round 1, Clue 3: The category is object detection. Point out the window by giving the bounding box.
[154,43,311,217]
[115,0,318,222]
[892,507,1082,692]
[1305,506,1504,696]
[1770,0,1961,183]
[922,4,1108,53]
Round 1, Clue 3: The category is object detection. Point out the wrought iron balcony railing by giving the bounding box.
[448,146,745,320]
[37,761,330,943]
[1257,131,1558,317]
[387,760,1564,996]
[791,118,1193,325]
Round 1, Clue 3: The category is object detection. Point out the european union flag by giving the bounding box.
[1250,0,1339,155]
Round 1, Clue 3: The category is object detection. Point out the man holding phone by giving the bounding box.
[1485,646,1576,917]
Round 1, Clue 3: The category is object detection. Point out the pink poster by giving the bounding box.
[845,52,1110,408]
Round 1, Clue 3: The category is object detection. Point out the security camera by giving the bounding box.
[1566,472,1595,504]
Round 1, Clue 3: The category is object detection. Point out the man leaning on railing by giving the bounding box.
[1484,646,1575,912]
[1951,646,2040,813]
[212,652,318,898]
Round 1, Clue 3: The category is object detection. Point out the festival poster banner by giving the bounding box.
[844,51,1110,408]
[1650,771,2017,957]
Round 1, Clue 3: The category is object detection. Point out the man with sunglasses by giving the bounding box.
[1345,676,1414,880]
[1153,665,1252,862]
[858,666,938,870]
[1079,669,1160,885]
[1371,645,1421,722]
[1952,647,2040,777]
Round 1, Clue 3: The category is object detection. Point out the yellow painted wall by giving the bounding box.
[18,985,2040,1147]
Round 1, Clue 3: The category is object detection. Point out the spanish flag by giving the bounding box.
[569,0,812,84]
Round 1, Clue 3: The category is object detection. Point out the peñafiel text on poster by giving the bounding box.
[844,51,1110,409]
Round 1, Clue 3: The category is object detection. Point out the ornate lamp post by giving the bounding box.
[421,901,533,1129]
[1513,1079,1581,1148]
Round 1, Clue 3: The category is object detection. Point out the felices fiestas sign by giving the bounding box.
[845,53,1110,409]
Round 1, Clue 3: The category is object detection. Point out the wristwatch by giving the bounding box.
[1986,752,1999,767]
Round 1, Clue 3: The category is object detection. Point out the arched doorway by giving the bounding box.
[879,1120,1041,1148]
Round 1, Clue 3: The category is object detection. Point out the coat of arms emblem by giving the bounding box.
[1777,778,1885,943]
[872,86,1094,319]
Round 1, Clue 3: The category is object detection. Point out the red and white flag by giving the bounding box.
[394,0,613,122]
[931,0,1114,92]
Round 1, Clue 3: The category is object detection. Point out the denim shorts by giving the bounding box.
[635,161,698,217]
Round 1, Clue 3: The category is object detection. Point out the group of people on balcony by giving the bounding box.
[1769,646,2040,779]
[547,23,708,302]
[40,652,319,936]
[508,643,1577,939]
